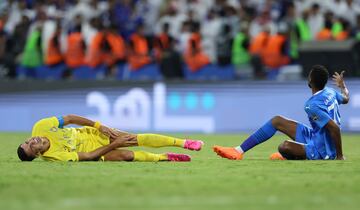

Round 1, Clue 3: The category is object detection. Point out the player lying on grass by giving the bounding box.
[17,115,203,162]
[214,65,349,160]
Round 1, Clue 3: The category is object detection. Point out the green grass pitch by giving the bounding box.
[1,132,360,210]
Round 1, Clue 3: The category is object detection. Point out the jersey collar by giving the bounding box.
[313,88,326,96]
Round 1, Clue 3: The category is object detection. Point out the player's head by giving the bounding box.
[308,65,329,90]
[17,137,49,161]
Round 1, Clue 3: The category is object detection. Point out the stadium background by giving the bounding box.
[1,1,360,210]
[1,0,360,132]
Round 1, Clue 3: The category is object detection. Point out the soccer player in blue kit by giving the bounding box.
[213,65,349,160]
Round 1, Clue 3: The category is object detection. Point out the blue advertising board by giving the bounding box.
[1,81,360,133]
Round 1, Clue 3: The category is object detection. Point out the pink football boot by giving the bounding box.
[167,153,191,162]
[183,139,204,151]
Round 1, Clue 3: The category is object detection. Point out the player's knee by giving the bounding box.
[278,141,291,156]
[120,151,134,161]
[271,115,285,129]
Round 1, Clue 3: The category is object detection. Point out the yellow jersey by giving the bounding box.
[31,117,110,161]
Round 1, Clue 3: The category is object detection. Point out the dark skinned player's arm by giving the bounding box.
[62,114,97,127]
[325,120,344,160]
[333,71,350,104]
[339,82,350,104]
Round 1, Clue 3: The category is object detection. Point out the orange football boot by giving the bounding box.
[269,152,286,160]
[213,145,243,160]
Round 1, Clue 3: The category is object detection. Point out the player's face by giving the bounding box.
[21,137,49,158]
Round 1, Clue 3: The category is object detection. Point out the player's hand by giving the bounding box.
[99,125,120,139]
[332,71,346,88]
[112,135,137,147]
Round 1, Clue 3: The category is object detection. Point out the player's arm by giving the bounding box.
[332,71,349,104]
[325,120,344,160]
[77,135,137,161]
[62,114,96,127]
[62,114,119,138]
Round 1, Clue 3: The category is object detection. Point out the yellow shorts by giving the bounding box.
[75,127,110,161]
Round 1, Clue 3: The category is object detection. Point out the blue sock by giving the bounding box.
[239,120,277,153]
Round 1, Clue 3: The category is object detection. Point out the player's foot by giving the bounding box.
[213,145,243,160]
[167,153,191,162]
[184,139,204,151]
[269,152,286,160]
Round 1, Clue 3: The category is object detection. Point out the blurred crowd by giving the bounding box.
[0,0,360,80]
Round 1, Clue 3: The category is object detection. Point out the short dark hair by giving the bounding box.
[17,145,35,161]
[309,65,329,90]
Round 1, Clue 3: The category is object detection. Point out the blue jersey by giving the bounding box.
[304,87,344,159]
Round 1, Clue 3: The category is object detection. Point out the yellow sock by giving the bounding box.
[137,134,185,148]
[133,151,168,162]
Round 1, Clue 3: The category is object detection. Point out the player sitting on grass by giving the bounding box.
[213,65,349,160]
[17,115,203,162]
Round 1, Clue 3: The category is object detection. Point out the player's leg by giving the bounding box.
[277,140,306,160]
[103,149,134,161]
[136,133,203,151]
[271,116,298,139]
[110,129,203,150]
[213,115,298,160]
[103,149,191,162]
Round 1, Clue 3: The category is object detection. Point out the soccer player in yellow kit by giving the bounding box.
[17,114,204,162]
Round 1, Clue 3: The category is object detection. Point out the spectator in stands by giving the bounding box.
[184,22,210,72]
[153,23,172,62]
[216,24,233,66]
[308,3,324,39]
[159,34,184,79]
[294,10,312,42]
[66,0,100,24]
[20,24,43,76]
[334,19,351,41]
[249,26,270,77]
[64,23,86,76]
[316,11,333,41]
[87,23,126,76]
[231,23,253,79]
[201,9,221,63]
[232,23,251,70]
[261,22,290,69]
[128,23,152,71]
[45,20,63,66]
[2,0,360,80]
[5,14,31,78]
[223,5,240,37]
[249,10,277,38]
[177,20,191,54]
[133,0,162,36]
[109,0,137,39]
[290,9,311,60]
[3,0,28,35]
[342,0,360,26]
[156,5,186,41]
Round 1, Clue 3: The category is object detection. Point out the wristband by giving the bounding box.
[94,121,101,129]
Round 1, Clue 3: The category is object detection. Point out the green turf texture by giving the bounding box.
[0,132,359,210]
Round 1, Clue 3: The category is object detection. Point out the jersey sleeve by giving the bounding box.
[32,116,64,136]
[307,104,332,129]
[41,152,79,162]
[335,90,344,104]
